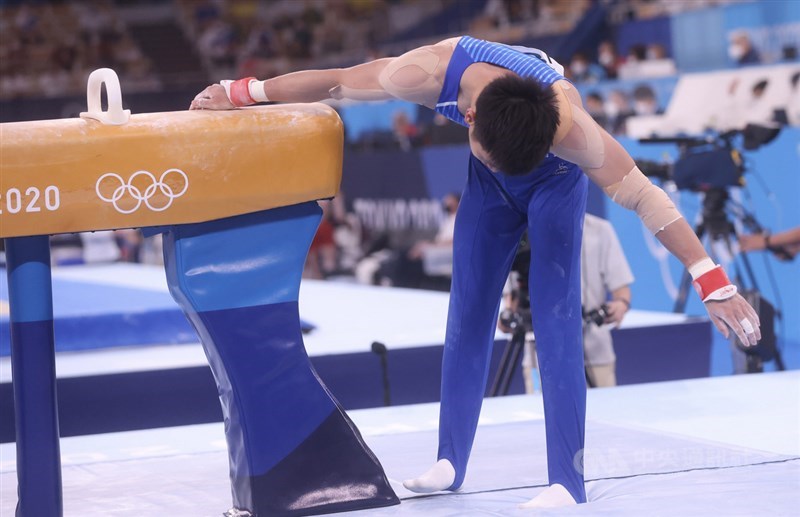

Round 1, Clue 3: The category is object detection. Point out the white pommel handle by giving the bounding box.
[80,68,131,125]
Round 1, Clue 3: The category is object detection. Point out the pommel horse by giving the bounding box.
[0,69,399,516]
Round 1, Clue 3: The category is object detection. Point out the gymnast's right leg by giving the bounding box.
[404,155,525,493]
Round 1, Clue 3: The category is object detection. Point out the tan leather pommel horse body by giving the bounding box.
[0,105,342,237]
[1,68,398,517]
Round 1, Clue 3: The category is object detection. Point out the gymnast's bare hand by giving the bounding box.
[704,293,761,347]
[190,84,235,110]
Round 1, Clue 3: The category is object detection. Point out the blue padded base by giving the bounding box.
[162,204,398,514]
[248,409,399,516]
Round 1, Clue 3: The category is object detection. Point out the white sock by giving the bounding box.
[402,459,456,493]
[518,483,577,509]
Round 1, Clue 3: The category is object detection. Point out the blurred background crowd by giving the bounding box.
[4,1,793,98]
[0,0,797,298]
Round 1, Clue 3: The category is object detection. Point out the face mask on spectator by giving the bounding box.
[604,101,620,118]
[598,52,614,66]
[728,43,745,61]
[570,61,587,76]
[634,101,656,115]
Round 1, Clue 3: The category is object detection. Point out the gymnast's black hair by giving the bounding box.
[473,74,560,176]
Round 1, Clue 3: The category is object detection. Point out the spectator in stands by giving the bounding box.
[198,18,239,67]
[50,234,84,266]
[192,0,222,32]
[481,0,512,29]
[584,91,607,128]
[617,40,678,80]
[646,42,668,61]
[80,231,121,264]
[392,110,420,151]
[139,234,164,266]
[240,21,275,60]
[407,192,459,263]
[305,194,362,279]
[632,84,662,116]
[568,51,605,83]
[426,112,469,145]
[729,30,761,66]
[605,89,635,135]
[392,192,459,289]
[597,40,622,79]
[618,42,676,78]
[329,194,364,277]
[781,44,798,62]
[305,199,338,279]
[626,43,648,64]
[115,229,143,263]
[51,38,79,73]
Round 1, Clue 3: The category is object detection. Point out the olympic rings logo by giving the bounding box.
[96,169,189,214]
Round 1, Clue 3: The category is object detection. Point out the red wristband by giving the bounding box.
[229,77,257,107]
[692,265,737,302]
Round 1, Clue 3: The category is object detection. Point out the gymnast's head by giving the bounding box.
[465,75,560,176]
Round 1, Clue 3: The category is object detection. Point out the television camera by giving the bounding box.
[637,129,786,373]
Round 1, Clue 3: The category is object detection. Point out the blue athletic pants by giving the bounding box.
[437,154,588,503]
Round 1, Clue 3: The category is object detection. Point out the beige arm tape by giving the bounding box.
[377,47,442,106]
[327,49,442,104]
[327,59,396,102]
[604,166,684,234]
[551,83,605,169]
[328,84,394,101]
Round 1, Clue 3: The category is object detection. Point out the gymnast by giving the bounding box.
[191,35,761,509]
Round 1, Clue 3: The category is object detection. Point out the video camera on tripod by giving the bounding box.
[491,235,532,397]
[637,130,786,373]
[638,130,793,260]
[638,131,744,191]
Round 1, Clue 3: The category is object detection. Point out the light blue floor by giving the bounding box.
[1,371,798,516]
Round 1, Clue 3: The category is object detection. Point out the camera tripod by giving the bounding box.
[672,188,784,373]
[489,325,528,397]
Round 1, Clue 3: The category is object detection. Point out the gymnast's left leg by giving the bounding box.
[520,168,588,508]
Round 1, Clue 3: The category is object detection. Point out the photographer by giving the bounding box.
[499,214,634,389]
[580,214,634,387]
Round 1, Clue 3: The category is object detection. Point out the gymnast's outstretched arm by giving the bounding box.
[191,38,456,110]
[190,58,396,109]
[550,80,761,347]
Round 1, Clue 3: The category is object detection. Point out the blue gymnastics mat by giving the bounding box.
[0,264,316,355]
[2,372,797,516]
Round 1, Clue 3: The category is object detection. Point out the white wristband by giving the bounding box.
[688,257,715,280]
[220,80,233,102]
[248,80,269,102]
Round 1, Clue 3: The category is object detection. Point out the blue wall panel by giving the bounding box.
[671,7,728,71]
[339,100,418,142]
[616,16,673,56]
[724,0,800,31]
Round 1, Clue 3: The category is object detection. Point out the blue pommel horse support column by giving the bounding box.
[0,69,399,516]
